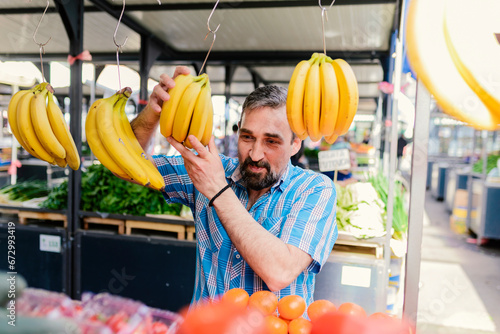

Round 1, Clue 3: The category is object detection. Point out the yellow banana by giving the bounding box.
[406,0,499,130]
[96,91,149,186]
[116,97,165,191]
[319,58,340,137]
[286,53,318,140]
[324,132,339,145]
[8,89,32,152]
[172,76,206,143]
[332,59,359,136]
[160,74,196,138]
[185,83,212,149]
[304,55,322,142]
[47,92,81,170]
[17,83,56,164]
[443,0,500,119]
[85,98,129,179]
[31,89,66,160]
[200,99,214,147]
[54,157,67,168]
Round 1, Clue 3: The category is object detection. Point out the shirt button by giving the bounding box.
[235,254,241,259]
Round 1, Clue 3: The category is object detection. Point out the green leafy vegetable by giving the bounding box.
[0,180,49,202]
[41,164,181,216]
[473,153,499,174]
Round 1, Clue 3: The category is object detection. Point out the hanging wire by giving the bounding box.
[32,0,52,82]
[113,0,129,90]
[198,0,221,75]
[319,0,336,55]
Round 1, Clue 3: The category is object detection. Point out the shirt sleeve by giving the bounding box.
[279,176,338,273]
[152,154,195,206]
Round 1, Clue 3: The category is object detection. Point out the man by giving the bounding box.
[131,66,337,305]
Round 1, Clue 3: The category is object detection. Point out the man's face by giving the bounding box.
[237,106,301,191]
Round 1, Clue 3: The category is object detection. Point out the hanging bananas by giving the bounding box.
[7,82,81,170]
[160,73,213,147]
[287,53,359,144]
[85,88,165,191]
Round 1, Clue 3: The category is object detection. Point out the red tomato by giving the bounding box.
[311,311,366,334]
[337,302,367,318]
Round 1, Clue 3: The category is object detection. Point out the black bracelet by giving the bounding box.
[208,184,232,207]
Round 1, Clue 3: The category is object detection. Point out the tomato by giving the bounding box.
[288,317,312,334]
[337,302,367,318]
[221,288,250,310]
[307,300,337,323]
[311,311,366,334]
[248,291,278,316]
[277,295,306,320]
[263,315,288,334]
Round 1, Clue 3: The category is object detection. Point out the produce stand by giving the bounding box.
[75,230,196,312]
[0,222,68,293]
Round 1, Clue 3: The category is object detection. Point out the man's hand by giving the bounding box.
[148,66,192,113]
[166,134,227,199]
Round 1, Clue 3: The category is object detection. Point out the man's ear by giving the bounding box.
[291,137,302,156]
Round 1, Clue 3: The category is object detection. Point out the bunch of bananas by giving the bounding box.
[7,82,80,170]
[406,0,500,130]
[85,88,165,191]
[287,53,359,144]
[160,73,213,148]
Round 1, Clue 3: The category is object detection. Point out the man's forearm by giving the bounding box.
[212,189,312,291]
[131,105,161,150]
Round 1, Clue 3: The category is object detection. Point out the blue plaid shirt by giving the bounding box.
[153,154,338,306]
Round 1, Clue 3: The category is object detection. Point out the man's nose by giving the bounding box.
[249,141,265,161]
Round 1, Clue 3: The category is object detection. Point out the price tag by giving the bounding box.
[341,266,372,288]
[40,234,61,253]
[318,149,351,172]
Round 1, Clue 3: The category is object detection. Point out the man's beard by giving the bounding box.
[240,157,279,191]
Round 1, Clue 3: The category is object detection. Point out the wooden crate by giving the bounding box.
[83,217,125,234]
[333,232,385,259]
[186,226,196,241]
[17,211,67,228]
[125,220,186,240]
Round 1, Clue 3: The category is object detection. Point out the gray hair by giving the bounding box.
[240,85,296,141]
[241,85,288,114]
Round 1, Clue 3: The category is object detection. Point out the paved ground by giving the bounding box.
[417,191,500,333]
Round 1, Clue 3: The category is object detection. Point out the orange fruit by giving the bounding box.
[368,312,394,320]
[337,302,367,318]
[289,317,312,334]
[307,300,337,323]
[263,315,288,334]
[310,312,366,334]
[248,291,278,316]
[277,295,306,320]
[221,288,249,309]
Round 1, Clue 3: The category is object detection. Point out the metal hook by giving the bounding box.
[198,0,221,75]
[32,0,52,82]
[319,0,335,55]
[32,0,52,48]
[113,0,128,90]
[113,0,129,52]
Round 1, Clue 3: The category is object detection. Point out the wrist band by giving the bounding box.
[208,184,232,207]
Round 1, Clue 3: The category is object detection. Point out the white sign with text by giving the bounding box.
[318,149,351,172]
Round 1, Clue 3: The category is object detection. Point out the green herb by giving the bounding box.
[0,180,49,202]
[41,180,68,210]
[473,153,500,174]
[41,164,181,216]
